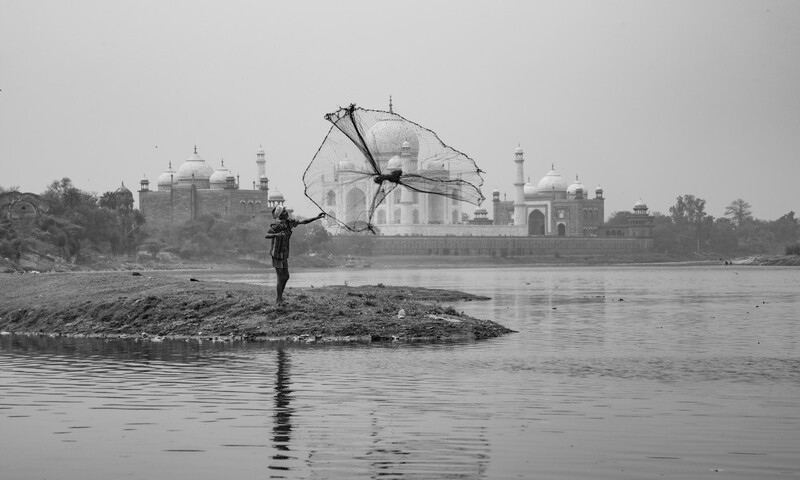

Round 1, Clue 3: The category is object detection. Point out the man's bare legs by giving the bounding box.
[275,267,290,304]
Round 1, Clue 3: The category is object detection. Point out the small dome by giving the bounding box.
[634,199,648,210]
[536,167,569,192]
[209,160,231,186]
[157,162,177,186]
[474,208,487,215]
[492,188,500,195]
[115,182,131,194]
[567,176,585,195]
[523,177,537,196]
[596,184,603,192]
[268,190,285,201]
[387,155,403,170]
[256,145,265,155]
[176,147,214,182]
[515,144,524,155]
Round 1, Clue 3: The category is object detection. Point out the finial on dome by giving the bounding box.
[194,145,198,154]
[551,163,554,170]
[221,158,225,167]
[389,95,393,114]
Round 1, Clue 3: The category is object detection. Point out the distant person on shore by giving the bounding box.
[265,205,325,304]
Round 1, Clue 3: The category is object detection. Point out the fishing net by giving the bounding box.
[303,104,485,233]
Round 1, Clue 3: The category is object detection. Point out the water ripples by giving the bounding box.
[1,337,497,479]
[3,266,800,479]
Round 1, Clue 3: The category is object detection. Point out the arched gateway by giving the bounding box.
[528,210,545,236]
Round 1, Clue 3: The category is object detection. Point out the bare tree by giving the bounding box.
[724,198,752,227]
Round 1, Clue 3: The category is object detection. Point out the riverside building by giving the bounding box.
[137,146,285,229]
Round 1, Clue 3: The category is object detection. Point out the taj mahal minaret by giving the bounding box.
[513,145,526,226]
[256,145,266,179]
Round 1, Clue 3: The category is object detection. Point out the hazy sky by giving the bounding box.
[2,0,798,221]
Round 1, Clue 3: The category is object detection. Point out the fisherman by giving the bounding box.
[265,205,325,304]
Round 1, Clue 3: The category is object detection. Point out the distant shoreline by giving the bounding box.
[3,252,798,274]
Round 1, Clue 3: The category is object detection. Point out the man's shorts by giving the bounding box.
[272,257,289,269]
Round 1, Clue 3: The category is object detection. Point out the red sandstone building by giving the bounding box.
[138,146,285,229]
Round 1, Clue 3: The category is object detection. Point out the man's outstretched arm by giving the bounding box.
[297,212,326,225]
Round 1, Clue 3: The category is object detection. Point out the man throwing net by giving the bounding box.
[265,205,325,304]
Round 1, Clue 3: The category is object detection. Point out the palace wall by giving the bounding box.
[139,188,273,229]
[353,224,525,236]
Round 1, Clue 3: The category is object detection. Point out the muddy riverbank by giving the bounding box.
[0,272,513,342]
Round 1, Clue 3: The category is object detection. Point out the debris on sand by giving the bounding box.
[0,272,514,343]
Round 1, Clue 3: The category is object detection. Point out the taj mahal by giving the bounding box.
[310,103,652,240]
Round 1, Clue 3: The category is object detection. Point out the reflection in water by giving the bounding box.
[270,349,294,474]
[2,266,800,479]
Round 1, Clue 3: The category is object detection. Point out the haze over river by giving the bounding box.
[2,265,799,479]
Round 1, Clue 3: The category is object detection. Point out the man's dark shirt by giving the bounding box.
[269,218,299,260]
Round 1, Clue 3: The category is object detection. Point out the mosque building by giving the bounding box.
[491,145,606,236]
[137,146,286,229]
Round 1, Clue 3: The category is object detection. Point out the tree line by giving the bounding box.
[1,179,331,265]
[139,211,331,261]
[1,179,147,264]
[607,194,799,257]
[2,181,798,266]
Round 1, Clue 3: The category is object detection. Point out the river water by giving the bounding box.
[1,265,799,479]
